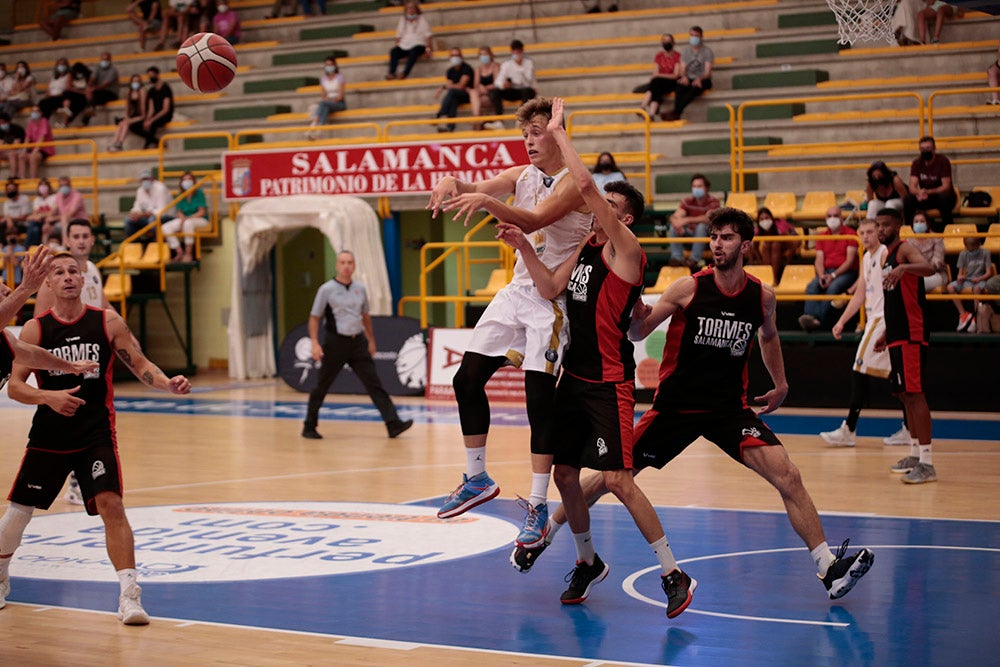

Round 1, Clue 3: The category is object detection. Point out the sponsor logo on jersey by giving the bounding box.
[568,263,592,303]
[91,460,106,479]
[692,316,754,358]
[596,437,608,457]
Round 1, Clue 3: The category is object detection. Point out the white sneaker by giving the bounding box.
[484,120,505,130]
[820,421,855,447]
[0,575,9,609]
[883,423,913,446]
[64,473,85,505]
[118,584,150,625]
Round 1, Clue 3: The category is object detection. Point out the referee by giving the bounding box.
[301,250,413,439]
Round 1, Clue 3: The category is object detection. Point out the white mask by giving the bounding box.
[449,56,462,67]
[826,216,842,230]
[181,179,194,190]
[217,3,228,11]
[758,218,773,231]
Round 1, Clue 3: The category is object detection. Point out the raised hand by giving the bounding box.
[18,245,53,295]
[547,97,565,134]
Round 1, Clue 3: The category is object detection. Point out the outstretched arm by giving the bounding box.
[441,172,587,233]
[8,319,87,416]
[495,222,590,300]
[426,167,522,219]
[106,309,191,394]
[4,329,99,376]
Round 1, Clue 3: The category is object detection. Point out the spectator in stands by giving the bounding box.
[83,52,120,125]
[59,61,92,127]
[196,0,217,32]
[157,0,197,51]
[0,64,13,110]
[1,178,31,238]
[126,0,162,51]
[903,136,956,233]
[132,67,173,149]
[1,232,25,285]
[26,178,56,247]
[109,74,147,152]
[300,0,327,16]
[947,236,993,332]
[44,229,65,251]
[52,176,88,239]
[16,106,55,180]
[975,273,1000,332]
[1,62,36,118]
[489,40,537,129]
[38,58,72,122]
[592,152,626,192]
[213,1,241,44]
[40,0,81,41]
[892,0,923,46]
[470,46,500,130]
[640,32,681,121]
[864,160,907,220]
[908,211,948,291]
[917,0,963,44]
[162,171,208,263]
[752,206,798,284]
[0,111,26,175]
[799,205,859,332]
[266,0,298,19]
[668,173,719,269]
[125,169,174,240]
[386,1,432,81]
[663,26,713,121]
[434,48,473,132]
[308,56,346,139]
[988,42,1000,105]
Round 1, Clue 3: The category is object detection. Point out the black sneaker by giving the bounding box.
[301,427,322,439]
[510,539,548,573]
[387,419,413,438]
[661,569,697,618]
[560,554,609,604]
[820,539,875,599]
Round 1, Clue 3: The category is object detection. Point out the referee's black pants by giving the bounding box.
[304,333,400,429]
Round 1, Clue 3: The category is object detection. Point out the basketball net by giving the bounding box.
[825,0,897,46]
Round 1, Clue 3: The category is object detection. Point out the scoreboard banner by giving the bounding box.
[223,138,529,200]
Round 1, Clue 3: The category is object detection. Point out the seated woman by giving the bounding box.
[907,211,948,291]
[640,33,681,120]
[591,152,626,193]
[161,171,209,263]
[752,206,798,284]
[863,160,908,220]
[109,74,147,152]
[26,178,57,247]
[470,46,500,130]
[17,106,54,180]
[308,56,346,139]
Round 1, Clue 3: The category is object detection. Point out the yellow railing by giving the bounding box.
[927,87,1000,137]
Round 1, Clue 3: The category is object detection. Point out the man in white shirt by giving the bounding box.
[487,40,537,129]
[124,168,174,241]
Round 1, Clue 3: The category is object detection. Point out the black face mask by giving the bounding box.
[920,150,933,161]
[6,189,16,199]
[875,175,891,187]
[662,42,673,51]
[148,76,159,84]
[598,163,612,172]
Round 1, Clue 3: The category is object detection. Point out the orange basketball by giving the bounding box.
[176,32,238,93]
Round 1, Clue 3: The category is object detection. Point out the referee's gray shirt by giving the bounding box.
[310,279,368,337]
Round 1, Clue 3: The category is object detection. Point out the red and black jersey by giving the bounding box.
[883,240,928,346]
[0,332,14,393]
[29,306,116,451]
[562,239,646,383]
[653,268,765,411]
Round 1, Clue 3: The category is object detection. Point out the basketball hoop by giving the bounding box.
[825,0,898,46]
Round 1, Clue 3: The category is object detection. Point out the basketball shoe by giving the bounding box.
[118,584,150,625]
[902,462,937,484]
[883,423,913,446]
[819,422,856,447]
[819,539,875,599]
[661,569,697,618]
[510,538,549,573]
[437,472,499,519]
[560,554,609,604]
[515,498,548,548]
[890,456,919,474]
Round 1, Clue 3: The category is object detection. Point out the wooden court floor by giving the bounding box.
[0,370,996,666]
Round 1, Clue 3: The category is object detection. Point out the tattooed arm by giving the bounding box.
[105,308,191,395]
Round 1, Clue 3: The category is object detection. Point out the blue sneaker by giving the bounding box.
[437,472,500,519]
[516,498,549,548]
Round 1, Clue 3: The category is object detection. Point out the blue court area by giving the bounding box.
[10,499,1000,666]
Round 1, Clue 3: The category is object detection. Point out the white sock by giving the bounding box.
[909,441,920,457]
[811,541,835,577]
[649,535,679,575]
[117,568,138,594]
[918,444,932,466]
[572,530,596,565]
[545,517,561,544]
[466,447,486,477]
[528,473,550,507]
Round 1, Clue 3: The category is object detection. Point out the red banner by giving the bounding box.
[223,138,529,200]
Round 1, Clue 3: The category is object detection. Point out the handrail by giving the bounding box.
[4,137,100,222]
[417,239,507,328]
[927,86,1000,136]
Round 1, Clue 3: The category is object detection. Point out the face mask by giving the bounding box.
[217,3,228,11]
[16,67,26,76]
[449,56,462,67]
[100,59,111,69]
[59,185,70,196]
[662,42,673,51]
[406,12,417,19]
[689,35,701,46]
[38,184,50,196]
[0,124,8,132]
[56,64,67,74]
[29,111,40,120]
[826,216,842,230]
[141,180,153,191]
[131,81,141,90]
[912,221,928,234]
[6,189,16,199]
[920,150,933,161]
[48,241,60,249]
[598,162,612,172]
[512,53,523,63]
[479,54,491,64]
[181,179,194,190]
[148,76,159,84]
[691,187,705,198]
[324,65,336,74]
[758,218,773,231]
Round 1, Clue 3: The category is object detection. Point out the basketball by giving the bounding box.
[176,32,238,93]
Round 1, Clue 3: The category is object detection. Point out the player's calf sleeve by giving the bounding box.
[0,503,34,556]
[525,370,557,455]
[453,352,505,436]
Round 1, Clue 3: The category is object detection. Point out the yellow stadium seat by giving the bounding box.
[796,226,816,259]
[924,186,962,220]
[762,192,796,220]
[774,264,815,294]
[118,243,143,267]
[103,273,132,301]
[943,224,978,254]
[645,266,690,295]
[959,186,1000,219]
[129,242,170,269]
[725,192,758,218]
[473,268,509,296]
[796,191,837,221]
[842,189,866,211]
[984,223,1000,254]
[745,264,775,286]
